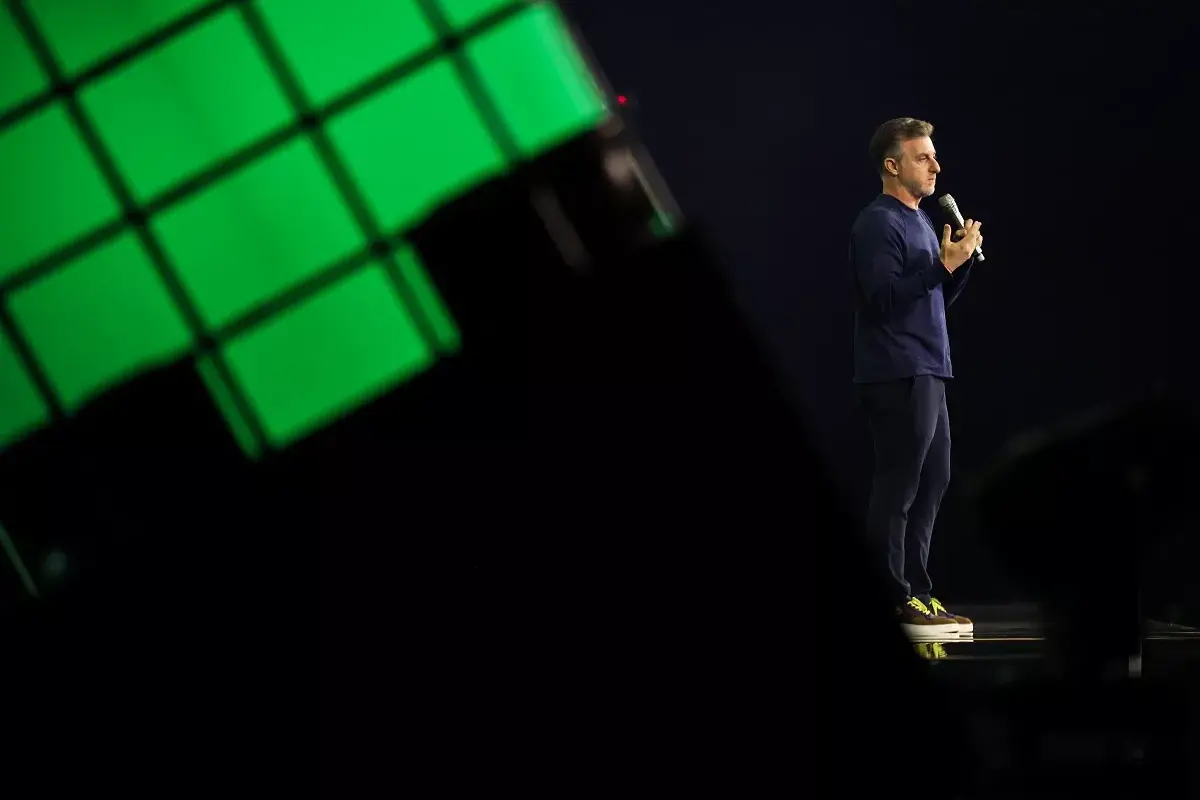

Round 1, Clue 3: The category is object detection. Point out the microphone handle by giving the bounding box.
[948,209,986,262]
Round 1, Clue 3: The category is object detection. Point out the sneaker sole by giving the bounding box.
[904,631,959,643]
[901,622,960,640]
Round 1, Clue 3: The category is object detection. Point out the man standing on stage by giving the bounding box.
[851,117,983,640]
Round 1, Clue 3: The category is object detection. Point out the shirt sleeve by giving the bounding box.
[853,211,949,319]
[944,257,973,309]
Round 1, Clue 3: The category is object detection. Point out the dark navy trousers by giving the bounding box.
[858,375,951,606]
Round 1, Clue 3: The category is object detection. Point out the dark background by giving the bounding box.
[3,5,1195,790]
[562,0,1191,602]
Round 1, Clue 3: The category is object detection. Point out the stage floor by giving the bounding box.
[909,603,1200,680]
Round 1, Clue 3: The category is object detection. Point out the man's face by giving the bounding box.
[887,136,940,198]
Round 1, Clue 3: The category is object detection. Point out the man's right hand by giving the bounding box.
[940,219,983,273]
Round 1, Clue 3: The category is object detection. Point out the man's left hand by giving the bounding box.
[954,228,983,249]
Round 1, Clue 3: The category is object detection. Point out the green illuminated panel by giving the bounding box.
[0,331,50,449]
[0,6,47,112]
[438,0,520,29]
[79,9,294,201]
[0,105,121,281]
[8,234,193,411]
[222,266,433,448]
[0,0,614,457]
[153,138,363,329]
[467,3,608,156]
[259,0,439,105]
[27,0,212,75]
[328,58,506,232]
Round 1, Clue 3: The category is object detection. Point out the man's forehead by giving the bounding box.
[904,136,936,156]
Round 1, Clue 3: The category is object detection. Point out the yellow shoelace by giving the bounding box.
[907,597,932,615]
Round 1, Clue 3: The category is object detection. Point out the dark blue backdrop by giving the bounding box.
[564,0,1188,601]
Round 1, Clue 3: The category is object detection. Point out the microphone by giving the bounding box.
[938,194,985,262]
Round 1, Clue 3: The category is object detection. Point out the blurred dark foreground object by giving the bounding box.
[1,219,948,792]
[973,389,1200,674]
[966,390,1200,794]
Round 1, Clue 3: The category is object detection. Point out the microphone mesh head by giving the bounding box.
[938,193,965,224]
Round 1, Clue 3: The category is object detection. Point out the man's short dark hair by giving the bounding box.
[869,118,934,177]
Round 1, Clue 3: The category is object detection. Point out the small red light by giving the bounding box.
[617,95,628,105]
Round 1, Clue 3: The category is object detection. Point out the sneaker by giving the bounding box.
[896,597,958,640]
[928,598,974,635]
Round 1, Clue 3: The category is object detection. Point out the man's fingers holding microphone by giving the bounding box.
[941,219,983,273]
[954,219,982,241]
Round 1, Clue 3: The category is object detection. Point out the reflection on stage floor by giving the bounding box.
[908,603,1199,682]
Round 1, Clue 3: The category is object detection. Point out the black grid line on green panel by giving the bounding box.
[0,0,610,454]
[221,264,435,448]
[8,233,194,412]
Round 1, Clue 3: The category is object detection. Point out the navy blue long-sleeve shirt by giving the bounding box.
[851,193,973,384]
